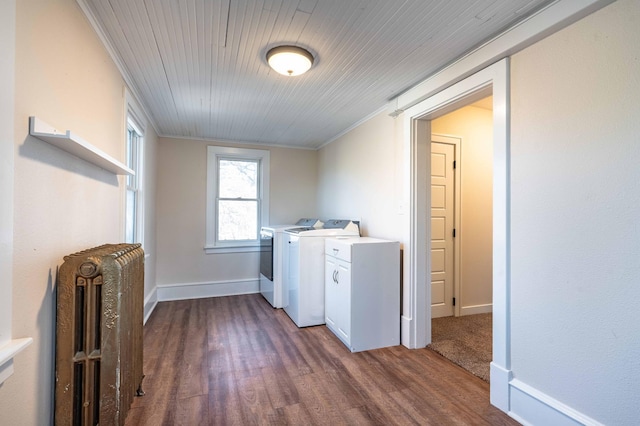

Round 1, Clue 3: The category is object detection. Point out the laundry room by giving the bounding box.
[3,0,638,425]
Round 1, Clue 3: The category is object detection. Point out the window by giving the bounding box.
[125,117,144,244]
[205,146,270,253]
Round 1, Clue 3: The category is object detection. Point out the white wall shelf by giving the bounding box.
[0,337,33,384]
[29,116,134,175]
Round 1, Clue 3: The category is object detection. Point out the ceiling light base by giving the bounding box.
[267,45,314,76]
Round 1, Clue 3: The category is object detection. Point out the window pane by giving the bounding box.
[219,160,257,199]
[126,129,133,187]
[218,200,257,241]
[125,189,136,243]
[127,128,141,189]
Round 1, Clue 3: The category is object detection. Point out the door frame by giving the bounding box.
[400,58,511,410]
[430,135,462,318]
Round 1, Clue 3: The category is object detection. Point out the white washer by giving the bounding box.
[283,220,360,327]
[259,219,321,308]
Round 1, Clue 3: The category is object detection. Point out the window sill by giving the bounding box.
[0,337,33,384]
[204,245,264,254]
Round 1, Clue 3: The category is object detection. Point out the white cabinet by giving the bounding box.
[325,237,400,352]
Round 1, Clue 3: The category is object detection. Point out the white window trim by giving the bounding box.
[125,91,146,248]
[205,146,270,254]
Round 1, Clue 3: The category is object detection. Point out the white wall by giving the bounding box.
[0,0,158,424]
[0,0,17,377]
[155,137,318,295]
[432,104,493,313]
[317,111,408,321]
[509,0,640,424]
[317,112,404,240]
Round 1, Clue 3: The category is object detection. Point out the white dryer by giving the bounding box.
[282,220,360,327]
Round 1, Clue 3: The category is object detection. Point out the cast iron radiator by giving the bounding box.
[56,243,145,426]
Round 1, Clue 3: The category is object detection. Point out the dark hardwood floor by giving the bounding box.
[125,294,519,425]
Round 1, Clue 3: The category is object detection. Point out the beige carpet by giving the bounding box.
[428,313,492,382]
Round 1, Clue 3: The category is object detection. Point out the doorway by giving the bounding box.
[401,58,511,410]
[430,99,494,319]
[428,100,494,381]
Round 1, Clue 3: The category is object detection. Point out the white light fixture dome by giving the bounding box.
[266,45,314,76]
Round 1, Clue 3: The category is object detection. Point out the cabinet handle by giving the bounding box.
[335,270,339,284]
[332,270,338,284]
[333,248,339,254]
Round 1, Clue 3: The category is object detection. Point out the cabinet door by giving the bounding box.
[325,256,339,329]
[334,259,351,344]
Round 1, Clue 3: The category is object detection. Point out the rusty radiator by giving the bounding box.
[56,244,145,426]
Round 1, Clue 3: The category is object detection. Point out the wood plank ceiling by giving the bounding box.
[80,0,553,149]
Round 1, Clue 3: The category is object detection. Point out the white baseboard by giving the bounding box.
[143,287,158,325]
[401,315,413,348]
[156,278,260,302]
[509,379,604,426]
[460,303,492,315]
[490,362,512,412]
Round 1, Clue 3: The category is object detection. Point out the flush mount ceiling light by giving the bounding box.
[266,45,314,76]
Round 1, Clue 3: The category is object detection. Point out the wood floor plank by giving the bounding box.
[290,372,347,424]
[235,373,278,425]
[207,370,249,425]
[278,403,314,425]
[263,322,313,377]
[174,395,209,426]
[125,294,520,425]
[343,404,415,426]
[260,365,300,408]
[387,388,462,426]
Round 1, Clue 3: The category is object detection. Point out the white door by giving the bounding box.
[431,142,455,318]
